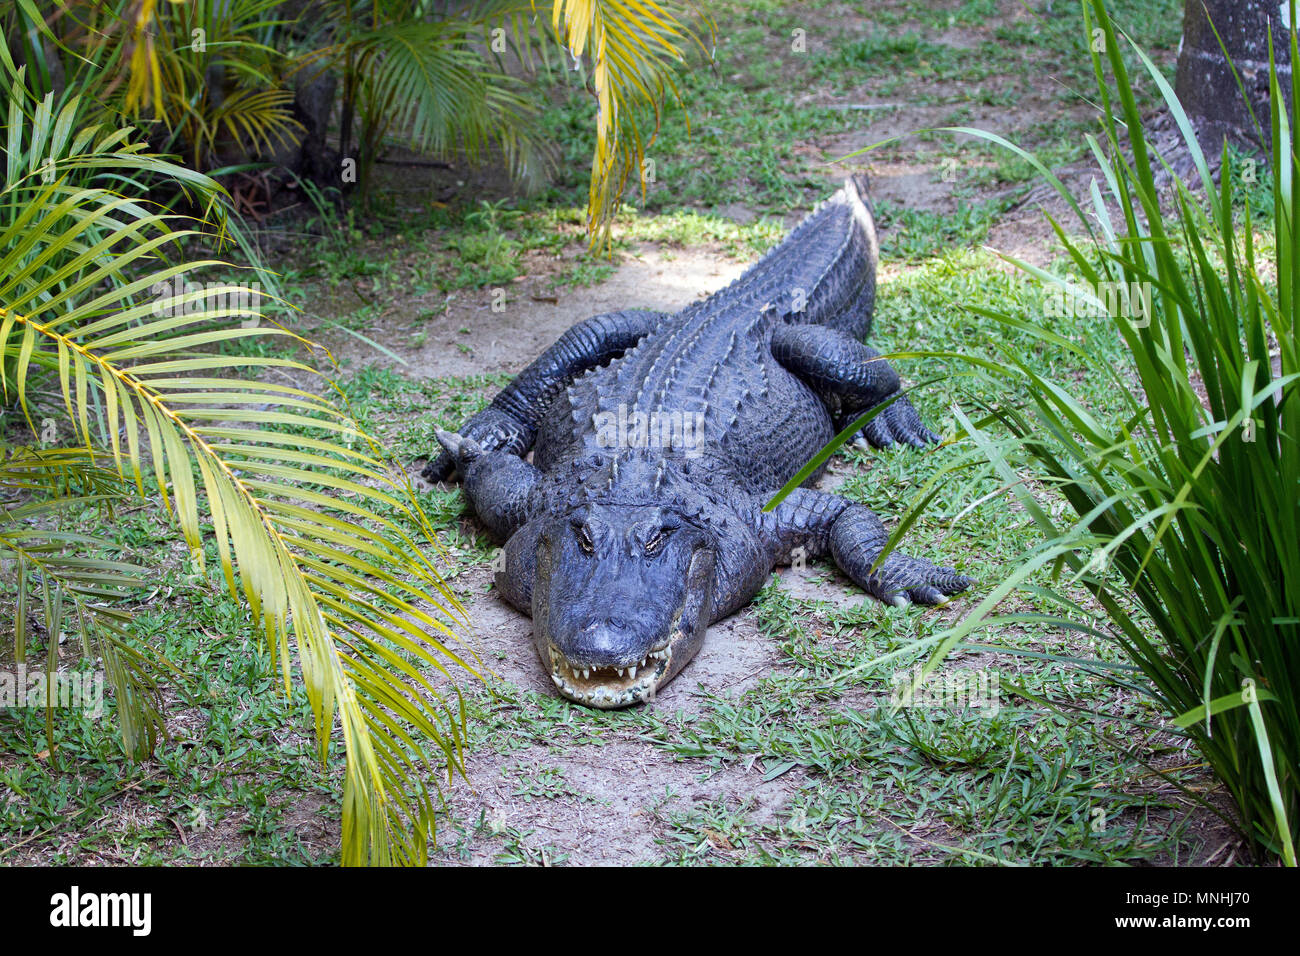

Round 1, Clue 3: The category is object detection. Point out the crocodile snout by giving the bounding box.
[531,502,716,708]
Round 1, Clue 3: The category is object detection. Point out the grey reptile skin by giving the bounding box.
[424,175,971,708]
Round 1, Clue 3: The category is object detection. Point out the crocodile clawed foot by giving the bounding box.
[421,452,455,483]
[860,395,940,450]
[867,556,973,607]
[434,428,485,469]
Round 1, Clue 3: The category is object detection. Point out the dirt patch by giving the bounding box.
[323,243,751,380]
[430,733,816,865]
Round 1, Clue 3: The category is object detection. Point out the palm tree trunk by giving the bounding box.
[340,46,356,168]
[1174,0,1294,148]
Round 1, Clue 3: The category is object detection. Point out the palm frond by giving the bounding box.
[547,0,712,248]
[1,67,476,865]
[204,86,304,160]
[0,445,167,758]
[0,67,263,294]
[352,18,542,183]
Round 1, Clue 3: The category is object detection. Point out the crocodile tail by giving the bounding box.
[845,172,878,261]
[847,171,872,208]
[832,172,880,339]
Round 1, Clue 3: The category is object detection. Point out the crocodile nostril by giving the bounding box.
[607,615,628,631]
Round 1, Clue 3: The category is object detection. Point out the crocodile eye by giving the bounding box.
[576,524,595,554]
[644,527,674,555]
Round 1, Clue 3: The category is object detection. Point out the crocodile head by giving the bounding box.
[532,502,716,708]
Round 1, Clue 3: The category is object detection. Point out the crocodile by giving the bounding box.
[423,175,970,708]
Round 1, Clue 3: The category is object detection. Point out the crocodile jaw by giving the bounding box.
[544,640,674,708]
[533,544,715,709]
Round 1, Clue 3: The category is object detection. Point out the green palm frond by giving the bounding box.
[294,5,550,196]
[13,0,304,170]
[2,67,476,865]
[0,446,167,758]
[547,0,712,248]
[352,18,541,183]
[300,0,708,241]
[203,86,303,160]
[140,0,303,169]
[0,67,256,294]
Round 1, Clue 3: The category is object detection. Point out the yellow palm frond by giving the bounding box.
[0,446,167,759]
[205,86,304,159]
[2,78,475,865]
[122,0,166,116]
[547,0,713,248]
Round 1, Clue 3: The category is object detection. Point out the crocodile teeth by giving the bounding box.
[543,640,673,708]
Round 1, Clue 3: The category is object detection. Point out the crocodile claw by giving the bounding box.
[434,428,484,468]
[860,395,940,450]
[888,566,973,607]
[857,557,972,608]
[421,452,455,483]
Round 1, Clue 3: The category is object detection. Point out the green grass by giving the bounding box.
[890,0,1300,863]
[3,0,1234,866]
[522,0,1186,218]
[258,0,1187,306]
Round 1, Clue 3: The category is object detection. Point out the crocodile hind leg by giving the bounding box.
[422,309,668,481]
[760,488,970,606]
[434,429,542,541]
[770,323,938,449]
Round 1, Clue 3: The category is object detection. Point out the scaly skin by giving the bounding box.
[428,175,971,708]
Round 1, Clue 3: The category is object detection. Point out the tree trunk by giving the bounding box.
[1175,0,1294,149]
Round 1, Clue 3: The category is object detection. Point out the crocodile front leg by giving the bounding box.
[770,323,938,449]
[759,488,970,606]
[495,518,541,614]
[435,429,542,541]
[422,309,668,481]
